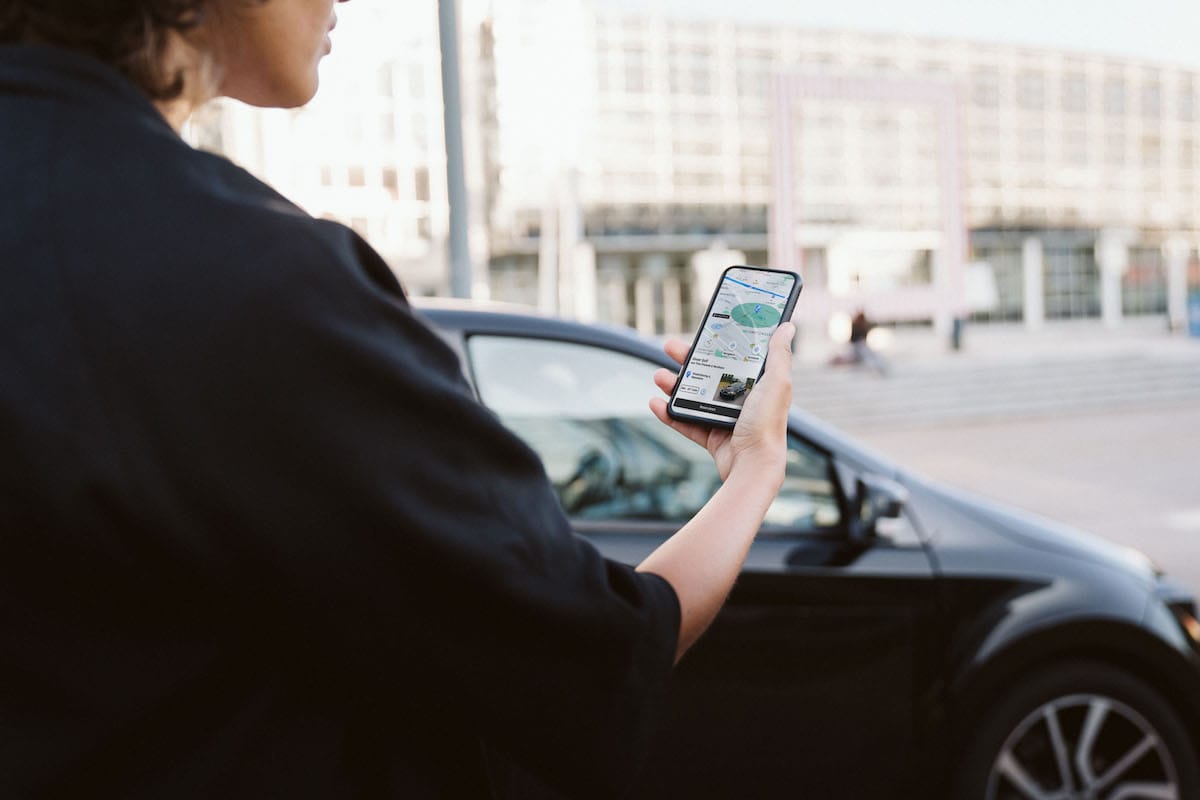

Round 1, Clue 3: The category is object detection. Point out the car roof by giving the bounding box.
[414,303,900,477]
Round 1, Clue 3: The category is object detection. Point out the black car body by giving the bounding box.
[718,380,748,401]
[417,302,1200,798]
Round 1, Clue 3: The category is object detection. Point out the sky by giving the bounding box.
[602,0,1200,68]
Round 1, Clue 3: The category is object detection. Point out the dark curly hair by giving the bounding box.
[0,0,208,99]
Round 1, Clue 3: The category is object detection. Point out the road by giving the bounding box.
[849,404,1200,594]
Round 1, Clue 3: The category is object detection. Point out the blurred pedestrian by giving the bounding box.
[831,308,889,375]
[0,2,793,798]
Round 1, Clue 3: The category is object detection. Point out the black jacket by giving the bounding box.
[0,45,678,799]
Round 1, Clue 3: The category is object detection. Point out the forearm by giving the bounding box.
[636,463,783,664]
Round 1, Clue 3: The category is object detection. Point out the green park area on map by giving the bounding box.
[729,302,782,329]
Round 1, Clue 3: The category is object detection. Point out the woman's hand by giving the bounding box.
[649,323,795,485]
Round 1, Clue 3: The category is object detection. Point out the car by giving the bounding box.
[416,301,1200,799]
[718,380,748,401]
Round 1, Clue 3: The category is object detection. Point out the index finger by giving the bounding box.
[662,338,689,367]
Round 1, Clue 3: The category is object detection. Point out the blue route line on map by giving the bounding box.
[724,276,788,300]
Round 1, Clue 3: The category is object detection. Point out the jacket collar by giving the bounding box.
[0,43,178,137]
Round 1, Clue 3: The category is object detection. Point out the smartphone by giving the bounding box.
[667,265,802,428]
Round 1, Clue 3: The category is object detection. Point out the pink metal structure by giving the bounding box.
[768,74,968,327]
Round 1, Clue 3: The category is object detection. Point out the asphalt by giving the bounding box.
[796,316,1200,594]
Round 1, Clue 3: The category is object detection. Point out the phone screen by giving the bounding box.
[668,266,801,427]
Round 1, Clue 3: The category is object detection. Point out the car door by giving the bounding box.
[465,332,942,798]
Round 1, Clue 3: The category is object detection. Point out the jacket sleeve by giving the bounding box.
[134,221,680,797]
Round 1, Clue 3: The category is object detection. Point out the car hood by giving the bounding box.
[905,473,1159,587]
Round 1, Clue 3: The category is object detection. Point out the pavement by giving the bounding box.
[797,315,1200,370]
[791,316,1200,430]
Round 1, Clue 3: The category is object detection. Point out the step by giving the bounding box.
[792,353,1200,430]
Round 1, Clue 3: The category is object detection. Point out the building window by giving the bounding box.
[971,67,1000,107]
[623,47,646,93]
[414,167,430,202]
[1179,79,1196,121]
[408,64,424,99]
[1123,247,1168,316]
[1104,76,1126,116]
[1016,70,1045,110]
[1062,73,1088,113]
[346,113,365,144]
[320,165,334,186]
[1142,134,1162,168]
[377,64,394,97]
[1044,245,1100,320]
[382,167,399,196]
[348,165,366,187]
[737,69,769,98]
[1063,128,1089,166]
[412,115,428,149]
[1141,79,1162,117]
[1105,132,1126,166]
[1019,127,1046,163]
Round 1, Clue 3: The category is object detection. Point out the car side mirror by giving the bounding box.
[852,474,909,540]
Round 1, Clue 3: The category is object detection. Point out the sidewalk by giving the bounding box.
[796,315,1200,371]
[789,316,1200,431]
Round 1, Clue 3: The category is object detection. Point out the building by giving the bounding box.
[197,0,1200,337]
[486,1,1200,337]
[190,0,479,296]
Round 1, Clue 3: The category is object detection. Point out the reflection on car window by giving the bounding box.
[774,435,842,531]
[467,335,841,531]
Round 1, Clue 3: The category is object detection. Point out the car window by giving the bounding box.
[467,335,842,532]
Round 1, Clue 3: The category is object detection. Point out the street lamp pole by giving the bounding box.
[438,0,472,299]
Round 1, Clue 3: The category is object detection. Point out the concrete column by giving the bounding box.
[1164,236,1191,333]
[602,279,628,328]
[1022,236,1045,331]
[596,254,628,327]
[1096,229,1132,329]
[634,278,656,336]
[662,277,683,336]
[636,254,670,336]
[571,242,597,323]
[932,247,954,340]
[537,200,558,315]
[557,171,581,318]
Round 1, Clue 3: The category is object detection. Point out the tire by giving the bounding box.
[954,659,1200,800]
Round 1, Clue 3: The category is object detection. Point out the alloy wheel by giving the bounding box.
[986,693,1179,800]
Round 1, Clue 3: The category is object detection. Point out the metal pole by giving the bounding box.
[438,0,472,299]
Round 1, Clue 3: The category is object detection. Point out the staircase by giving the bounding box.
[793,332,1200,431]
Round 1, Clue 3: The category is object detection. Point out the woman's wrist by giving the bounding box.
[724,450,787,493]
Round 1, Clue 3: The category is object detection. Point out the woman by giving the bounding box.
[0,1,794,797]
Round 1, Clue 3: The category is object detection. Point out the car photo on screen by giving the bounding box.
[715,373,754,406]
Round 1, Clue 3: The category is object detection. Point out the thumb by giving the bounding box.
[762,322,795,384]
[732,321,794,445]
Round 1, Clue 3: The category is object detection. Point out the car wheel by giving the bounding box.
[954,660,1199,800]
